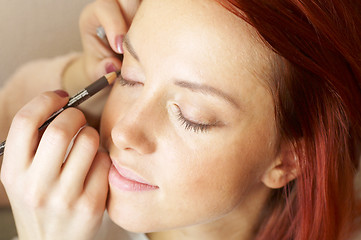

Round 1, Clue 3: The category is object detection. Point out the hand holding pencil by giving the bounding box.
[0,71,119,240]
[0,71,120,157]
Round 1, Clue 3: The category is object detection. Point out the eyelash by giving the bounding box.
[175,107,213,133]
[118,75,139,87]
[118,75,214,133]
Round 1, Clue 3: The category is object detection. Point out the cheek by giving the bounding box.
[100,91,120,146]
[160,107,278,216]
[158,134,268,220]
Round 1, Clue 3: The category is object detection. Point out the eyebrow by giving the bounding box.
[123,34,140,61]
[174,80,241,109]
[123,35,240,110]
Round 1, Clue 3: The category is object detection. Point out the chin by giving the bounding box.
[106,195,162,233]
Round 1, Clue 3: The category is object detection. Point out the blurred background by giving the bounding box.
[0,1,92,239]
[0,0,92,86]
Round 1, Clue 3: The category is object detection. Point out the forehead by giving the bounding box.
[129,0,275,94]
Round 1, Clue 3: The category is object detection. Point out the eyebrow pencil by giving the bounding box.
[0,70,121,156]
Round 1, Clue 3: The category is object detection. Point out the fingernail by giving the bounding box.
[115,35,124,54]
[54,90,69,98]
[105,62,117,73]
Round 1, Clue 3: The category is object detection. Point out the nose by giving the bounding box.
[110,97,158,155]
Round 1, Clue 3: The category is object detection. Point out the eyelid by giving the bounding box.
[120,53,145,85]
[171,104,221,133]
[118,74,143,87]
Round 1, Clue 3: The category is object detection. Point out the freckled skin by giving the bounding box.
[100,0,280,238]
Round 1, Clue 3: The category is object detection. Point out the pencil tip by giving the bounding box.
[116,70,121,77]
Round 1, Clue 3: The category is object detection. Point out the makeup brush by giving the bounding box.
[0,70,121,156]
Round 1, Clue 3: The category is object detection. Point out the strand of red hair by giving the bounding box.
[217,0,361,239]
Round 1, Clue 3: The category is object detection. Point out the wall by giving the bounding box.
[0,0,93,86]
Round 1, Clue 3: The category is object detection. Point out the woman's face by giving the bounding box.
[101,0,279,232]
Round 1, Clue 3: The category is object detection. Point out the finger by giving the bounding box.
[60,126,99,198]
[3,91,69,172]
[80,0,128,55]
[79,1,126,80]
[30,108,87,182]
[94,57,123,78]
[117,0,142,26]
[83,151,111,203]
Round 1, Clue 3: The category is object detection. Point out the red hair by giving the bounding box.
[217,0,361,239]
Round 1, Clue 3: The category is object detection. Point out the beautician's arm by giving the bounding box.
[0,0,141,207]
[0,54,80,206]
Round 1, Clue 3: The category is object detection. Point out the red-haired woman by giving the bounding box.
[1,0,360,239]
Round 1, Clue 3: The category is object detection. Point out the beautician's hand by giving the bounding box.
[63,0,141,91]
[0,91,111,240]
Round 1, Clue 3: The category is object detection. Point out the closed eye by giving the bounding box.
[118,75,142,87]
[173,105,218,133]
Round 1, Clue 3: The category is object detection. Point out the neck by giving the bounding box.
[147,185,271,240]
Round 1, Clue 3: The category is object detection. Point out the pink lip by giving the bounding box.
[109,160,159,192]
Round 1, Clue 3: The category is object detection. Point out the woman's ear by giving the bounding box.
[261,141,300,189]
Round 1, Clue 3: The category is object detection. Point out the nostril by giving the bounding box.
[111,120,156,155]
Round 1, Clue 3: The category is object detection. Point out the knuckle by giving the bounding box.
[1,170,23,194]
[51,195,74,212]
[43,109,87,146]
[78,197,103,217]
[0,169,18,188]
[45,124,71,145]
[77,127,100,151]
[35,92,56,110]
[0,171,11,187]
[66,108,86,123]
[12,108,35,130]
[23,185,46,208]
[12,92,56,130]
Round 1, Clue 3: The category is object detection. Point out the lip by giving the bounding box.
[109,160,159,192]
